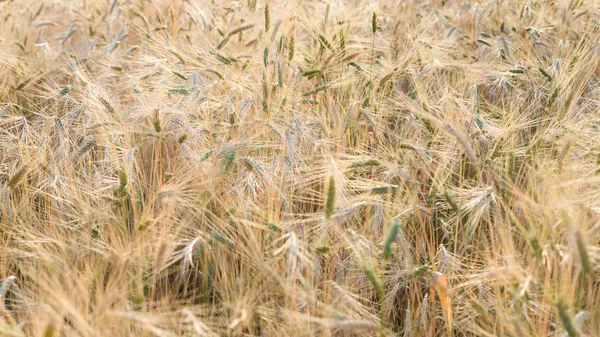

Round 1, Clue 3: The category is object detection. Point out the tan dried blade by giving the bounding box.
[431,272,453,336]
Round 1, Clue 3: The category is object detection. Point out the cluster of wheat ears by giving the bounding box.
[1,0,600,336]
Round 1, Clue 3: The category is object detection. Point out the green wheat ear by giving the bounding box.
[325,176,336,220]
[212,231,236,250]
[347,158,380,169]
[383,218,401,259]
[372,12,377,33]
[277,60,283,87]
[411,265,430,277]
[59,86,71,96]
[288,32,295,61]
[264,3,270,32]
[528,235,543,261]
[302,84,329,96]
[556,298,578,337]
[263,46,268,67]
[443,190,458,213]
[117,167,128,198]
[363,267,384,300]
[229,23,254,36]
[575,229,593,275]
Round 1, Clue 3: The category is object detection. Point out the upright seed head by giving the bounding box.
[152,119,161,133]
[262,71,269,100]
[575,229,594,275]
[372,12,377,34]
[277,59,283,87]
[263,46,268,67]
[264,3,270,32]
[118,167,128,198]
[383,218,401,259]
[325,176,336,220]
[288,32,294,61]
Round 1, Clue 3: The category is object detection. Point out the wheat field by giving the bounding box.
[1,0,600,336]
